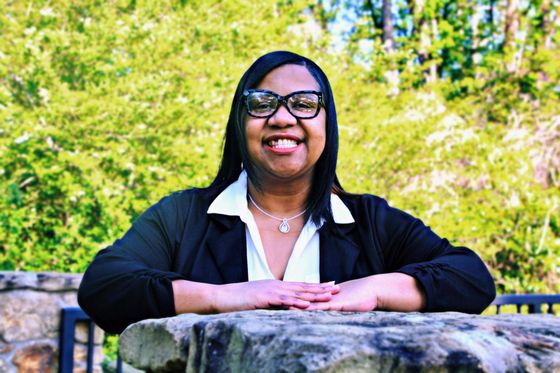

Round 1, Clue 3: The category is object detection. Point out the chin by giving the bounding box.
[267,167,312,180]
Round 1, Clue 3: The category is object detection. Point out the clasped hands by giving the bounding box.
[212,276,380,313]
[173,273,424,314]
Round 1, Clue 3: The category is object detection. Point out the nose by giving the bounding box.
[267,103,297,127]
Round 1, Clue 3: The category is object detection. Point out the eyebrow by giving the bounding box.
[245,89,322,96]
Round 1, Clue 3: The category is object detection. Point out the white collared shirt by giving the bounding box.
[207,171,354,282]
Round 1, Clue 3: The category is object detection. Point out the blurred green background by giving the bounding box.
[0,0,558,294]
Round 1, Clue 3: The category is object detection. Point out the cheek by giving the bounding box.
[248,122,261,134]
[244,120,264,154]
[313,120,327,155]
[316,134,327,158]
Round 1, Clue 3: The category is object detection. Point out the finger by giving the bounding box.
[282,280,333,289]
[302,302,334,311]
[286,282,340,294]
[292,291,333,302]
[287,303,312,310]
[320,281,341,292]
[310,300,349,311]
[302,304,322,311]
[282,282,326,291]
[271,295,311,309]
[329,286,341,295]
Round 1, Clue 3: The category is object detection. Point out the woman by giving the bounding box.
[78,51,495,334]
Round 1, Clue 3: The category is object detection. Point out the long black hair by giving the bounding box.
[207,51,344,225]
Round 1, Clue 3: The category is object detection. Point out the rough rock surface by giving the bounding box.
[120,310,560,373]
[0,271,103,373]
[0,271,82,291]
[11,341,56,373]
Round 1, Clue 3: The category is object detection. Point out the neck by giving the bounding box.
[247,174,311,217]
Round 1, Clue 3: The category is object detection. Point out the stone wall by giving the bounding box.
[120,310,560,373]
[4,271,558,373]
[0,271,104,373]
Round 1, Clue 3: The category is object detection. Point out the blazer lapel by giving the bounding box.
[205,214,249,284]
[319,223,361,283]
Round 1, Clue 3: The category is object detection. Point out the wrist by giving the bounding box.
[364,275,386,310]
[209,283,225,313]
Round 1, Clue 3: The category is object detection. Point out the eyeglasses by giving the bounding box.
[243,89,323,119]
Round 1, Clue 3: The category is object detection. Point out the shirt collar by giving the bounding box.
[207,170,355,224]
[331,193,355,224]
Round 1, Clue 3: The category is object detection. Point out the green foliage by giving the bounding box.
[101,334,119,363]
[0,0,322,271]
[1,0,558,296]
[333,61,559,293]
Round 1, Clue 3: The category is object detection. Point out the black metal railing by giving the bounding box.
[491,294,560,314]
[58,306,122,373]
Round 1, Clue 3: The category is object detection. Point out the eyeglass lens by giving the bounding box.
[246,91,320,119]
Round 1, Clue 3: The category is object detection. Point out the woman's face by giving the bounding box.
[244,64,326,184]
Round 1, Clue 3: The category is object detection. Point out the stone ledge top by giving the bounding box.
[120,310,560,373]
[0,271,82,291]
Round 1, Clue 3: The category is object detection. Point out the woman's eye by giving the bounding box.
[250,96,275,111]
[291,99,316,111]
[255,102,273,110]
[294,101,312,108]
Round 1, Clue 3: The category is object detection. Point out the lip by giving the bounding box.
[263,134,303,143]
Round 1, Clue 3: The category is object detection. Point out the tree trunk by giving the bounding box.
[428,18,438,82]
[413,0,433,83]
[413,0,427,49]
[504,0,519,51]
[382,0,400,95]
[504,0,520,73]
[471,1,482,79]
[535,0,558,87]
[383,0,395,53]
[543,1,559,50]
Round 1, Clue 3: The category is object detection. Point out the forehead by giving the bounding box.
[256,64,320,94]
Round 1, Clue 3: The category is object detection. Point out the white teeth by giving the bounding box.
[269,139,298,149]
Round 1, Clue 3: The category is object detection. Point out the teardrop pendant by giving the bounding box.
[248,194,305,234]
[278,219,290,233]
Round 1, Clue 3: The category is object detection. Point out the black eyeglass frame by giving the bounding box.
[243,89,324,119]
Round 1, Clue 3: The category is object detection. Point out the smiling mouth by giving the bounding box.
[267,139,300,149]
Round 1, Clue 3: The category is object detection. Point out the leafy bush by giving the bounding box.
[1,1,558,294]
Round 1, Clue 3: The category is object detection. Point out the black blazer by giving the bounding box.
[78,188,496,334]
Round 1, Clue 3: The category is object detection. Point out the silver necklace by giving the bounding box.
[248,194,307,233]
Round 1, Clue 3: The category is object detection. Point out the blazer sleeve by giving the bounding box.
[363,195,496,313]
[78,191,190,334]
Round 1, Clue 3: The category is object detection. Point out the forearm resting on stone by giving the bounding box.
[371,273,426,311]
[172,280,218,314]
